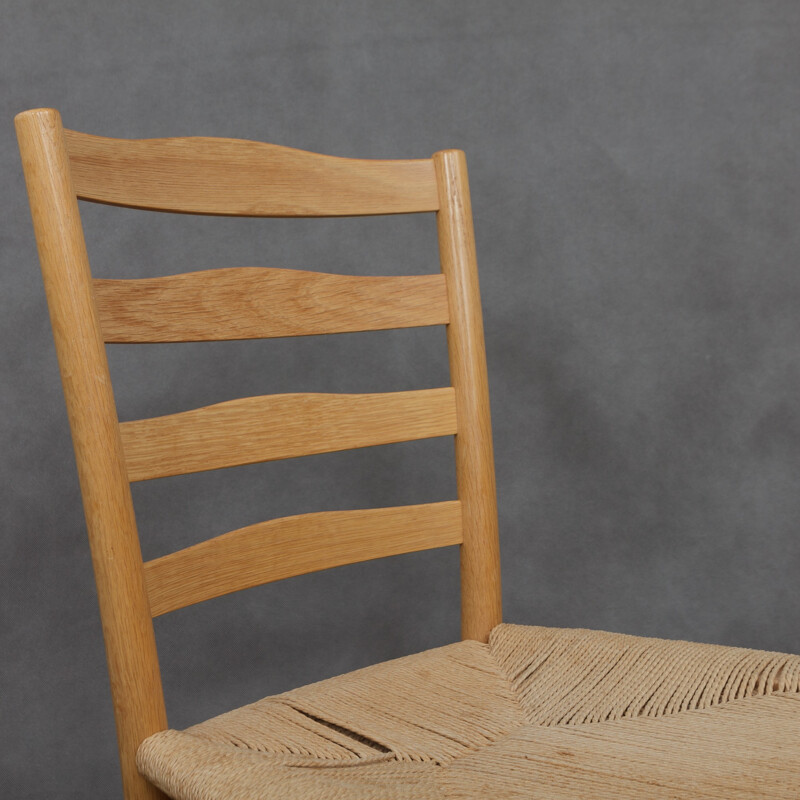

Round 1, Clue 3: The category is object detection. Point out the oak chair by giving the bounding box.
[17,107,800,800]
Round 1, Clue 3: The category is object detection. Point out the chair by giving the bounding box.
[16,107,800,800]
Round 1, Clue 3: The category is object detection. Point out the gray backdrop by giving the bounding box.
[2,1,799,797]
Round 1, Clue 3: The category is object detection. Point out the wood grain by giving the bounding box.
[434,150,502,644]
[15,108,168,800]
[120,388,458,482]
[64,128,439,217]
[18,108,505,800]
[145,501,463,616]
[94,268,449,342]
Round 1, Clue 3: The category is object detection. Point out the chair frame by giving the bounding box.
[16,107,502,800]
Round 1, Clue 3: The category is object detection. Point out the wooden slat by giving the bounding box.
[120,388,457,482]
[64,129,439,216]
[144,500,463,616]
[94,268,449,342]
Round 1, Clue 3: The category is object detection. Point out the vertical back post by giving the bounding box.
[433,149,502,642]
[15,108,168,800]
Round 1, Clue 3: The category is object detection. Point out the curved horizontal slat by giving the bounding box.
[120,388,457,482]
[64,129,439,216]
[144,500,463,616]
[94,268,449,342]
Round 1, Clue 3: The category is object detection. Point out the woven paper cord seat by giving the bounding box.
[137,624,800,799]
[16,108,800,799]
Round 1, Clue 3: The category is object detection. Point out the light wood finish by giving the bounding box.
[433,150,502,644]
[15,109,168,800]
[120,388,457,482]
[64,129,439,217]
[19,109,506,800]
[144,501,463,617]
[94,268,449,342]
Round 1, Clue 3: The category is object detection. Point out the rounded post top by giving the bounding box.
[15,106,62,124]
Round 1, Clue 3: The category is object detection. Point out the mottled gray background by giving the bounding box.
[2,1,799,797]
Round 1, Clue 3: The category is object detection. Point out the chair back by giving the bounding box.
[15,107,502,800]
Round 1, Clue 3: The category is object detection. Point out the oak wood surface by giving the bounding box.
[94,267,449,342]
[15,108,168,800]
[433,150,502,644]
[19,108,504,800]
[64,128,439,217]
[144,501,463,616]
[120,388,458,482]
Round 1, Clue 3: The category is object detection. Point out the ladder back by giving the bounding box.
[16,106,502,800]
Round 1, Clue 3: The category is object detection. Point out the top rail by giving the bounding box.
[64,129,439,217]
